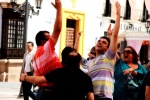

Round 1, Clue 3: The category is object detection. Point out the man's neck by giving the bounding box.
[27,49,32,53]
[96,51,105,57]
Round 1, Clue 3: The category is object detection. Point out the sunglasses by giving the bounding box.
[90,52,96,55]
[123,50,132,54]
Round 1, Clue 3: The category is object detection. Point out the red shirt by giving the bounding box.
[33,38,62,87]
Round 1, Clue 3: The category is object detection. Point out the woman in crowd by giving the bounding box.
[113,46,147,100]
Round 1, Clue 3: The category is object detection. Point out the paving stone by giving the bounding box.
[0,82,31,100]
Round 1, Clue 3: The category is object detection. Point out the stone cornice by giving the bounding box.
[0,59,23,63]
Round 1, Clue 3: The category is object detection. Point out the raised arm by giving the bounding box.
[51,0,62,46]
[109,1,120,53]
[107,24,113,40]
[74,31,82,51]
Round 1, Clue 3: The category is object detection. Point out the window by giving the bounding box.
[140,45,148,64]
[8,19,24,48]
[124,0,131,20]
[141,1,149,22]
[0,8,25,59]
[103,0,111,17]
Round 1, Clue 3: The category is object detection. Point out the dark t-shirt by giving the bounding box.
[44,67,93,100]
[137,70,150,100]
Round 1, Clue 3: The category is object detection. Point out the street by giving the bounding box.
[0,82,31,100]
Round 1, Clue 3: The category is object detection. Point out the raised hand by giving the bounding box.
[115,1,121,16]
[107,24,112,36]
[107,24,113,39]
[73,31,82,50]
[51,0,62,9]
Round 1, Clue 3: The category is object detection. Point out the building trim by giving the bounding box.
[60,8,85,57]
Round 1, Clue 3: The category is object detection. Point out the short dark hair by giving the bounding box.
[100,36,110,47]
[27,41,34,47]
[66,52,82,67]
[61,46,75,66]
[35,30,50,46]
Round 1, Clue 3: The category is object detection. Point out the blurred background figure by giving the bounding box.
[18,83,23,98]
[80,46,96,73]
[19,41,36,100]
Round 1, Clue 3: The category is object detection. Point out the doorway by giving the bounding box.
[66,19,76,48]
[60,9,85,57]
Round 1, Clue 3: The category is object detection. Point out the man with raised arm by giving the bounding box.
[88,2,120,100]
[30,0,62,99]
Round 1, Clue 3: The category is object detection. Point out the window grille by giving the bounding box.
[7,19,24,48]
[0,8,25,59]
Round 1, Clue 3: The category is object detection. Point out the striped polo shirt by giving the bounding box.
[88,48,116,99]
[33,38,62,87]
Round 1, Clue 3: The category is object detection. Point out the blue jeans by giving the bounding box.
[94,95,112,100]
[36,87,55,100]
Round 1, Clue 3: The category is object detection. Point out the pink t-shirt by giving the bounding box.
[33,38,62,87]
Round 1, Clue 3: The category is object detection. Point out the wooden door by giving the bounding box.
[66,28,75,48]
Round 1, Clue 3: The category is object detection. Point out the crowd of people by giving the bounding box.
[19,0,150,100]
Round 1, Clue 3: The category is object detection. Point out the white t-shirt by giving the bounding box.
[24,50,35,72]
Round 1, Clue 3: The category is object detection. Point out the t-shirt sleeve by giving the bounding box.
[44,68,62,83]
[107,48,116,60]
[86,76,93,92]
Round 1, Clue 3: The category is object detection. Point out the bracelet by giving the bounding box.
[24,75,26,81]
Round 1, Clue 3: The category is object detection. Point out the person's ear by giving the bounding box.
[41,40,46,45]
[106,48,108,51]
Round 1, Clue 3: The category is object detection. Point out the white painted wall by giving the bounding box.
[26,0,144,58]
[0,0,147,58]
[27,0,60,55]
